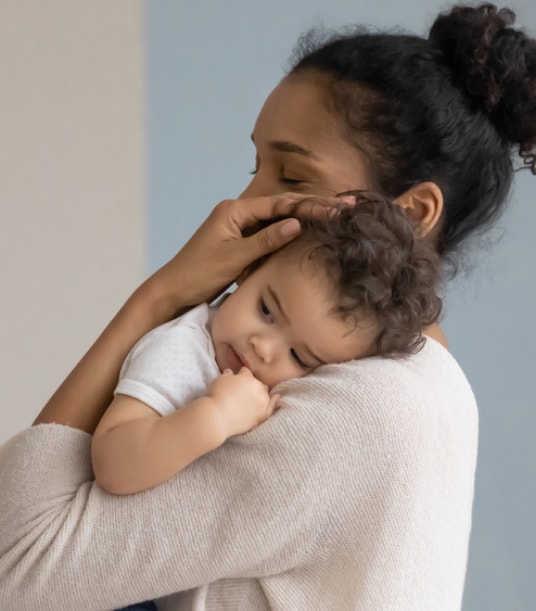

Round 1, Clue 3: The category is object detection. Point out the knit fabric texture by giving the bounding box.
[0,338,478,610]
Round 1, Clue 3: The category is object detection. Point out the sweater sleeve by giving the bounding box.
[0,351,478,611]
[0,374,351,611]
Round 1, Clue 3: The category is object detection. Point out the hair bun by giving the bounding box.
[429,3,536,169]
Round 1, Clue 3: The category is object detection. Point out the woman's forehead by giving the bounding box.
[252,76,370,192]
[253,76,341,148]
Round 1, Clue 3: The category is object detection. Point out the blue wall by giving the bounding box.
[146,2,536,609]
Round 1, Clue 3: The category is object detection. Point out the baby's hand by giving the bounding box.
[207,368,279,438]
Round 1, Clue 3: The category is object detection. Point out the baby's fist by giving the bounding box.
[207,368,279,438]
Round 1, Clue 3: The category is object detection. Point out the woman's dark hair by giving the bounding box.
[277,193,442,357]
[289,3,536,263]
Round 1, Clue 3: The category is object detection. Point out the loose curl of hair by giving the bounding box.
[289,4,536,267]
[277,193,443,358]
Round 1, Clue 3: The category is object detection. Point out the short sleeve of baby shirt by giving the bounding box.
[115,303,220,416]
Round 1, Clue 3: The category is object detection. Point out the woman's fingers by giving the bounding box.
[223,192,356,231]
[241,217,301,260]
[226,191,357,269]
[290,194,356,221]
[143,191,357,317]
[224,193,303,227]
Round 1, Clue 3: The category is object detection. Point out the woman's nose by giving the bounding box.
[239,180,268,200]
[238,179,257,199]
[238,170,283,200]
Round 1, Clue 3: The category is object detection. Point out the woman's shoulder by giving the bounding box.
[275,336,477,448]
[349,335,474,402]
[254,337,477,531]
[283,336,473,403]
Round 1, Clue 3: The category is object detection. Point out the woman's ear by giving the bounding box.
[394,181,444,236]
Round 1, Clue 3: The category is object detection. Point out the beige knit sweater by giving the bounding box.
[0,338,477,611]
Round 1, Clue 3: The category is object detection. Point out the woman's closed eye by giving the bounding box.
[279,176,304,186]
[249,167,307,187]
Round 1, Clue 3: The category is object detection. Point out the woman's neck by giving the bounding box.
[424,323,448,349]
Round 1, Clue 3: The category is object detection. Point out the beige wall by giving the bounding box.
[0,1,145,442]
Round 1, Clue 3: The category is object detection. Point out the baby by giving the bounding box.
[92,193,442,496]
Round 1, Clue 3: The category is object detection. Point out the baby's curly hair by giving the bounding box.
[280,192,443,357]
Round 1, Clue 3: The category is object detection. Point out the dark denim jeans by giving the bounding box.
[115,601,157,611]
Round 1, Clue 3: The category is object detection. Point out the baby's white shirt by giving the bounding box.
[115,303,220,415]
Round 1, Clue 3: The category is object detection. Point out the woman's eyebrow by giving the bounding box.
[250,134,318,159]
[270,140,318,159]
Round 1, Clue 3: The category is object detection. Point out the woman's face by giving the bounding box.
[240,74,370,199]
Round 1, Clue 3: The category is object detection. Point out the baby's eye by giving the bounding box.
[259,298,273,320]
[290,348,313,371]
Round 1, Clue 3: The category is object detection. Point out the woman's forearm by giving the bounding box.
[32,280,185,434]
[32,195,304,434]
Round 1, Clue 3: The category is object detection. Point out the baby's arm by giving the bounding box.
[91,368,278,495]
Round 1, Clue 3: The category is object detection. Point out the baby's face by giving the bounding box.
[211,253,377,388]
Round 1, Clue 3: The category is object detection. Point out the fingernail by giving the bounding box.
[339,195,356,205]
[280,218,301,238]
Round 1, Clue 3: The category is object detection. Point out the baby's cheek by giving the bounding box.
[271,366,306,388]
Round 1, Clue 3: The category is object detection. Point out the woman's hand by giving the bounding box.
[33,192,352,433]
[142,193,306,317]
[31,193,308,433]
[142,192,357,319]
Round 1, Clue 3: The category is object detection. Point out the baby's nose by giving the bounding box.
[252,335,275,363]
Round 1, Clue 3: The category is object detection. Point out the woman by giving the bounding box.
[1,4,534,610]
